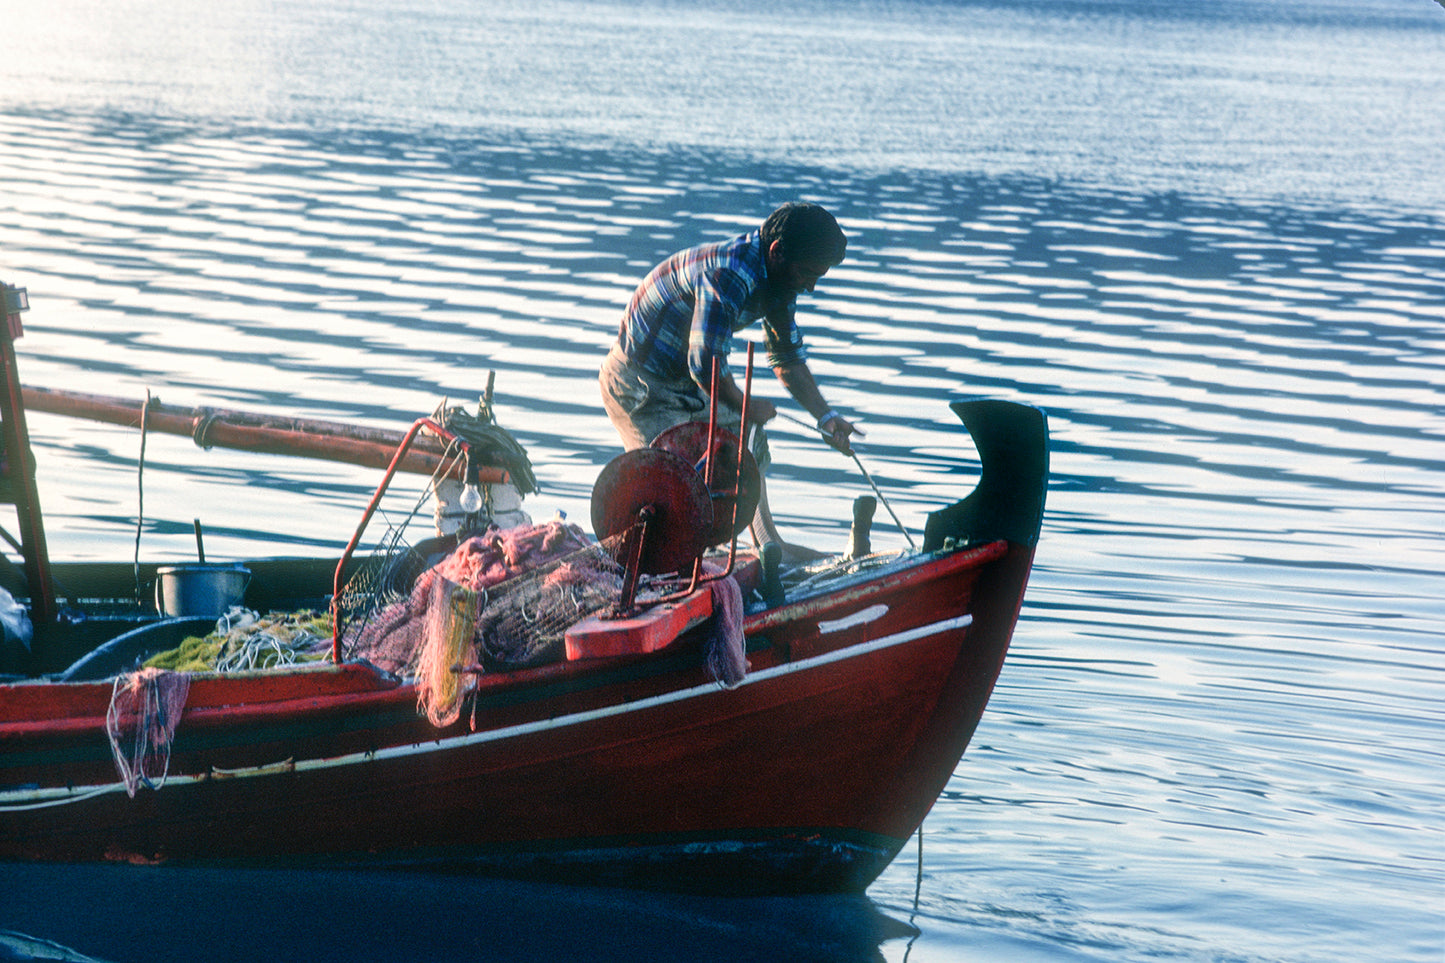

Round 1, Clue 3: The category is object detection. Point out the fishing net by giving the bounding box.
[106,667,190,797]
[329,398,747,726]
[339,521,614,667]
[143,610,333,673]
[412,577,480,727]
[337,519,644,724]
[442,404,537,495]
[329,397,543,649]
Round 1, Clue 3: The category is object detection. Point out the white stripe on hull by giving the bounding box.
[1,614,971,809]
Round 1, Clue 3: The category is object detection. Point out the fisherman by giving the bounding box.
[599,201,861,552]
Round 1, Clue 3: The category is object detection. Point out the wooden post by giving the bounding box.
[0,282,56,624]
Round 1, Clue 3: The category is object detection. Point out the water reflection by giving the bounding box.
[0,864,916,963]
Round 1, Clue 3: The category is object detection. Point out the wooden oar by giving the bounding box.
[20,385,507,481]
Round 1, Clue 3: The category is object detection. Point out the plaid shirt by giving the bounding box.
[615,229,808,388]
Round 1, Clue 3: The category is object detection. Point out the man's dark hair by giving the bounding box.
[761,202,847,266]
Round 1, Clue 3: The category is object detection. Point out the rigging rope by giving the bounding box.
[132,389,150,601]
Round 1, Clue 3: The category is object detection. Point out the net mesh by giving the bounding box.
[329,411,747,725]
[106,667,191,797]
[336,515,645,724]
[413,576,480,727]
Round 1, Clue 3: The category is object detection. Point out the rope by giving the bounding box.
[441,405,537,494]
[771,409,917,550]
[191,409,220,449]
[105,668,190,797]
[132,390,150,601]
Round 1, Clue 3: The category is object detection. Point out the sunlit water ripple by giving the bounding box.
[1,1,1442,960]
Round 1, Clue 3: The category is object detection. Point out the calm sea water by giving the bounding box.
[1,0,1443,960]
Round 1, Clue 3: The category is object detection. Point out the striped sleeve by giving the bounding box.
[761,301,807,369]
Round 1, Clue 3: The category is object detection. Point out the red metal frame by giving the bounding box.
[330,416,466,660]
[659,344,755,602]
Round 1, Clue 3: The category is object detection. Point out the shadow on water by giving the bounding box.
[0,864,917,963]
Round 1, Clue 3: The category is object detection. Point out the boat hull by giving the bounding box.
[1,540,1028,894]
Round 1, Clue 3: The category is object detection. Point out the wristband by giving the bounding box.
[817,409,841,430]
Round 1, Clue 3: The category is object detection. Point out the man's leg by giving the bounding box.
[599,347,691,450]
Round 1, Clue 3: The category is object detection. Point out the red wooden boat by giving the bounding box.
[0,282,1048,894]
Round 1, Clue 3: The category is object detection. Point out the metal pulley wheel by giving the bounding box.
[590,447,714,575]
[650,422,761,545]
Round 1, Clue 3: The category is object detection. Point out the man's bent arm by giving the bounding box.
[774,362,834,422]
[775,363,861,453]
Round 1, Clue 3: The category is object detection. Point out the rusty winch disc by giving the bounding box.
[590,447,714,575]
[650,422,761,545]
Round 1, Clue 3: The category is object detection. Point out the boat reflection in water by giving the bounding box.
[0,863,919,963]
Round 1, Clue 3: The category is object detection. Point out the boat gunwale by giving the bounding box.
[0,604,981,810]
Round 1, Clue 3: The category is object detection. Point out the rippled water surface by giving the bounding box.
[1,1,1443,961]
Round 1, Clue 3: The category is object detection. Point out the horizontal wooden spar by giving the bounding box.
[20,385,508,482]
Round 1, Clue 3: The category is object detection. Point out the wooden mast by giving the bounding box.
[18,386,508,482]
[0,282,56,623]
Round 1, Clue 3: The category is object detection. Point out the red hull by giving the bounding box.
[1,540,1030,893]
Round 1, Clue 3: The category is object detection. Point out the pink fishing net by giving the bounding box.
[345,520,601,676]
[705,575,746,688]
[106,667,191,797]
[343,519,747,725]
[431,521,591,589]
